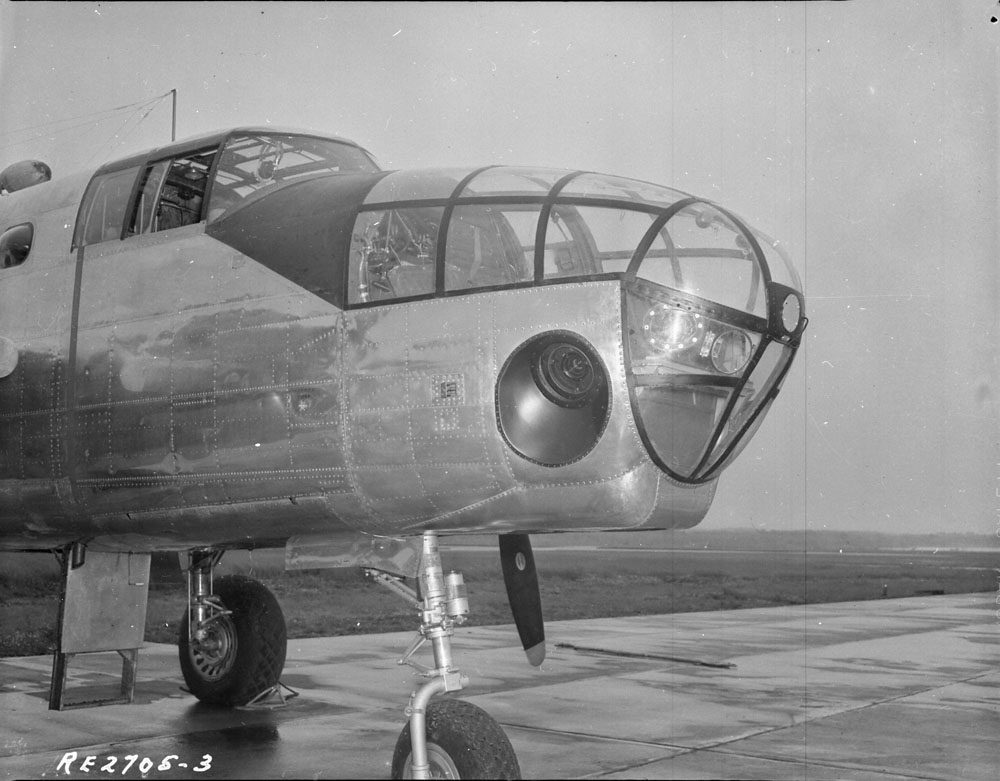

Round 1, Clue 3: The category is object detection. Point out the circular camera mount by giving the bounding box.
[496,332,610,466]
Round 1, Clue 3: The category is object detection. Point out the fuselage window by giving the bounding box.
[0,223,33,268]
[72,165,140,247]
[129,148,217,235]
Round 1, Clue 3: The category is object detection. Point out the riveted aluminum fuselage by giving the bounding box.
[0,134,807,553]
[0,218,713,552]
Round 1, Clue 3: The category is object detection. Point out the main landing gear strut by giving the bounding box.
[179,550,288,707]
[368,531,520,780]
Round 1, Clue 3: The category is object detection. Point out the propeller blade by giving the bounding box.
[499,533,545,666]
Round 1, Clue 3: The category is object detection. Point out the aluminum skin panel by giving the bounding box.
[69,226,352,531]
[0,176,83,541]
[338,281,714,535]
[0,236,716,548]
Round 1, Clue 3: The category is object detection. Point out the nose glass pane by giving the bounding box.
[558,173,688,207]
[460,167,565,197]
[697,341,793,477]
[445,205,536,290]
[349,207,445,303]
[543,206,666,279]
[637,203,766,318]
[363,168,468,203]
[633,379,737,476]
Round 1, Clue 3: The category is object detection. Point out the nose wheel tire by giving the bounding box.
[391,698,520,780]
[178,575,287,706]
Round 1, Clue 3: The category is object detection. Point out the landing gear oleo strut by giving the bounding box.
[369,531,520,780]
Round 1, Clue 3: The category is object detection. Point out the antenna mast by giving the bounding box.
[170,89,177,142]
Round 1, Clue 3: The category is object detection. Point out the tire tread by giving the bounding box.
[178,575,286,706]
[391,698,520,779]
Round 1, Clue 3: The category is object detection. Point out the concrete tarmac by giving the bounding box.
[1,593,996,779]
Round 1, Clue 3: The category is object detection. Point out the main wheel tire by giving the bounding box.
[391,698,520,780]
[178,575,287,706]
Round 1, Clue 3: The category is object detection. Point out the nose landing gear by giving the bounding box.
[369,532,521,780]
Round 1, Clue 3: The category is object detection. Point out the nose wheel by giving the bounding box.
[391,698,520,780]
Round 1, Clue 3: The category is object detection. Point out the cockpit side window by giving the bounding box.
[72,166,140,248]
[128,161,169,236]
[128,148,217,235]
[0,223,33,268]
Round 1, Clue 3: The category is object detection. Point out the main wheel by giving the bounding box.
[391,698,520,780]
[178,575,287,706]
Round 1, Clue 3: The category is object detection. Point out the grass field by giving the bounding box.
[1,536,995,657]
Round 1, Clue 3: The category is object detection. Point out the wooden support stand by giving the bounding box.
[48,548,151,710]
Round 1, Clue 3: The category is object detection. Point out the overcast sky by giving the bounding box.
[0,1,996,535]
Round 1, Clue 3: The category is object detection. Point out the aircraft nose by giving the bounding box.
[621,202,806,483]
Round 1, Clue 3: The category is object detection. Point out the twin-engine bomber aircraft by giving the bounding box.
[0,128,806,779]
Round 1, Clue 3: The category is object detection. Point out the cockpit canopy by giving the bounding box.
[72,129,378,248]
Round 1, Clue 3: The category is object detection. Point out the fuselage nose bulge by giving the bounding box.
[207,157,804,532]
[621,198,806,484]
[326,165,806,492]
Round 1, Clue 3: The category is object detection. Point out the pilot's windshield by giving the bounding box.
[207,134,378,221]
